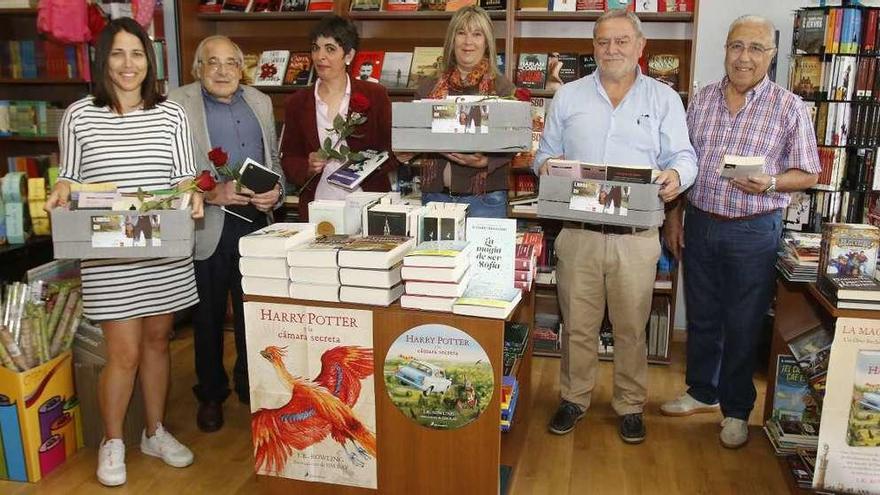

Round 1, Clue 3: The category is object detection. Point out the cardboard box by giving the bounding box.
[537,175,665,228]
[51,208,194,259]
[0,351,83,482]
[72,321,145,449]
[392,100,531,153]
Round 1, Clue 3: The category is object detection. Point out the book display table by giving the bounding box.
[243,289,535,495]
[765,278,880,494]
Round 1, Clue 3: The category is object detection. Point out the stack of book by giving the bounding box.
[287,234,354,302]
[400,240,472,313]
[500,375,520,433]
[337,235,413,306]
[816,223,880,309]
[239,223,316,297]
[776,231,821,283]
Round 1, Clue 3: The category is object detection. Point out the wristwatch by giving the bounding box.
[764,176,777,194]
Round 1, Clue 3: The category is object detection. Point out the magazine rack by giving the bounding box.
[243,289,535,495]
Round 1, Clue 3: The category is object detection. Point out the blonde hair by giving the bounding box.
[441,6,499,78]
[191,35,245,80]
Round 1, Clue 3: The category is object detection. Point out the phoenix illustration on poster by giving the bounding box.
[244,302,376,489]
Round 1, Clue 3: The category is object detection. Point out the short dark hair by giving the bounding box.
[93,17,164,112]
[309,15,360,53]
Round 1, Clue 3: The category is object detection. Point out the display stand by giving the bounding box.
[243,289,534,495]
[764,278,880,494]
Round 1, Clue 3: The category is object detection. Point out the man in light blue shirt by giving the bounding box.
[534,9,697,444]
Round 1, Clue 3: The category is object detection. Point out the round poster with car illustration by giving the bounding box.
[384,324,493,430]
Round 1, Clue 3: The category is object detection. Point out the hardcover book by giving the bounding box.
[221,158,282,223]
[515,53,548,90]
[796,9,827,53]
[287,234,356,268]
[772,355,813,423]
[818,223,880,279]
[647,54,680,91]
[379,52,413,89]
[252,50,290,86]
[282,52,313,86]
[579,54,597,77]
[385,0,419,10]
[408,47,444,89]
[279,0,307,10]
[350,51,385,83]
[466,217,516,289]
[452,283,523,319]
[546,52,579,92]
[337,235,416,270]
[238,222,316,258]
[326,150,390,191]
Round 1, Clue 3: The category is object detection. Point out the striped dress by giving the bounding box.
[59,96,200,321]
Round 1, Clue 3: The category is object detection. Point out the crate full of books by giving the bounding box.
[391,99,531,153]
[537,161,664,228]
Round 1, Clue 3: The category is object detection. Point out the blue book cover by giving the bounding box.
[19,40,36,79]
[772,355,812,422]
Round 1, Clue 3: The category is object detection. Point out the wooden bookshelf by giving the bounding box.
[0,78,89,85]
[515,11,693,22]
[0,136,58,142]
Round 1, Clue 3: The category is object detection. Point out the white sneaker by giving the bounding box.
[140,423,194,468]
[660,393,720,417]
[720,417,749,449]
[97,438,126,487]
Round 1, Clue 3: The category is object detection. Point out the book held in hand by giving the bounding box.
[221,158,281,223]
[326,150,390,191]
[719,155,765,179]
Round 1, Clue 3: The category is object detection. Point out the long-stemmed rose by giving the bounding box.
[139,170,217,212]
[317,92,371,165]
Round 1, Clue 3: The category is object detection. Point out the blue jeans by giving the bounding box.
[683,206,782,421]
[421,190,508,218]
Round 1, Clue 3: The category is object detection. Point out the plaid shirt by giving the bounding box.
[686,76,821,217]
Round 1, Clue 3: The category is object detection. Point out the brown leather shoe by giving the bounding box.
[197,400,223,433]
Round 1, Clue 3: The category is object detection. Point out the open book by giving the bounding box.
[719,155,765,179]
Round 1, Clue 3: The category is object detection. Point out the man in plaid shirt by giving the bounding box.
[660,15,821,449]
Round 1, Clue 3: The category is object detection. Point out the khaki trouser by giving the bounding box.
[555,227,660,415]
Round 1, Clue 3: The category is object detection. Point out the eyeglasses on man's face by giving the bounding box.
[725,41,775,57]
[201,58,242,72]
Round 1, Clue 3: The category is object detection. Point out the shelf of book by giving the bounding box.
[514,11,693,22]
[350,10,506,20]
[0,78,89,85]
[197,11,329,20]
[0,136,58,142]
[0,8,36,15]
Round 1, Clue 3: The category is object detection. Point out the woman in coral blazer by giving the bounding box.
[281,15,397,222]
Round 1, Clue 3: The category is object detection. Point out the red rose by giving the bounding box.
[208,147,228,167]
[350,93,371,114]
[194,170,217,192]
[514,87,531,102]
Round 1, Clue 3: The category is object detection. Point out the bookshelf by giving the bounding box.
[0,9,89,175]
[175,1,699,108]
[788,5,880,230]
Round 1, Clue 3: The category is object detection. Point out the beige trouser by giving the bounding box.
[555,227,661,415]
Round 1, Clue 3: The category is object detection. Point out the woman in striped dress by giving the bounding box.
[45,18,202,487]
